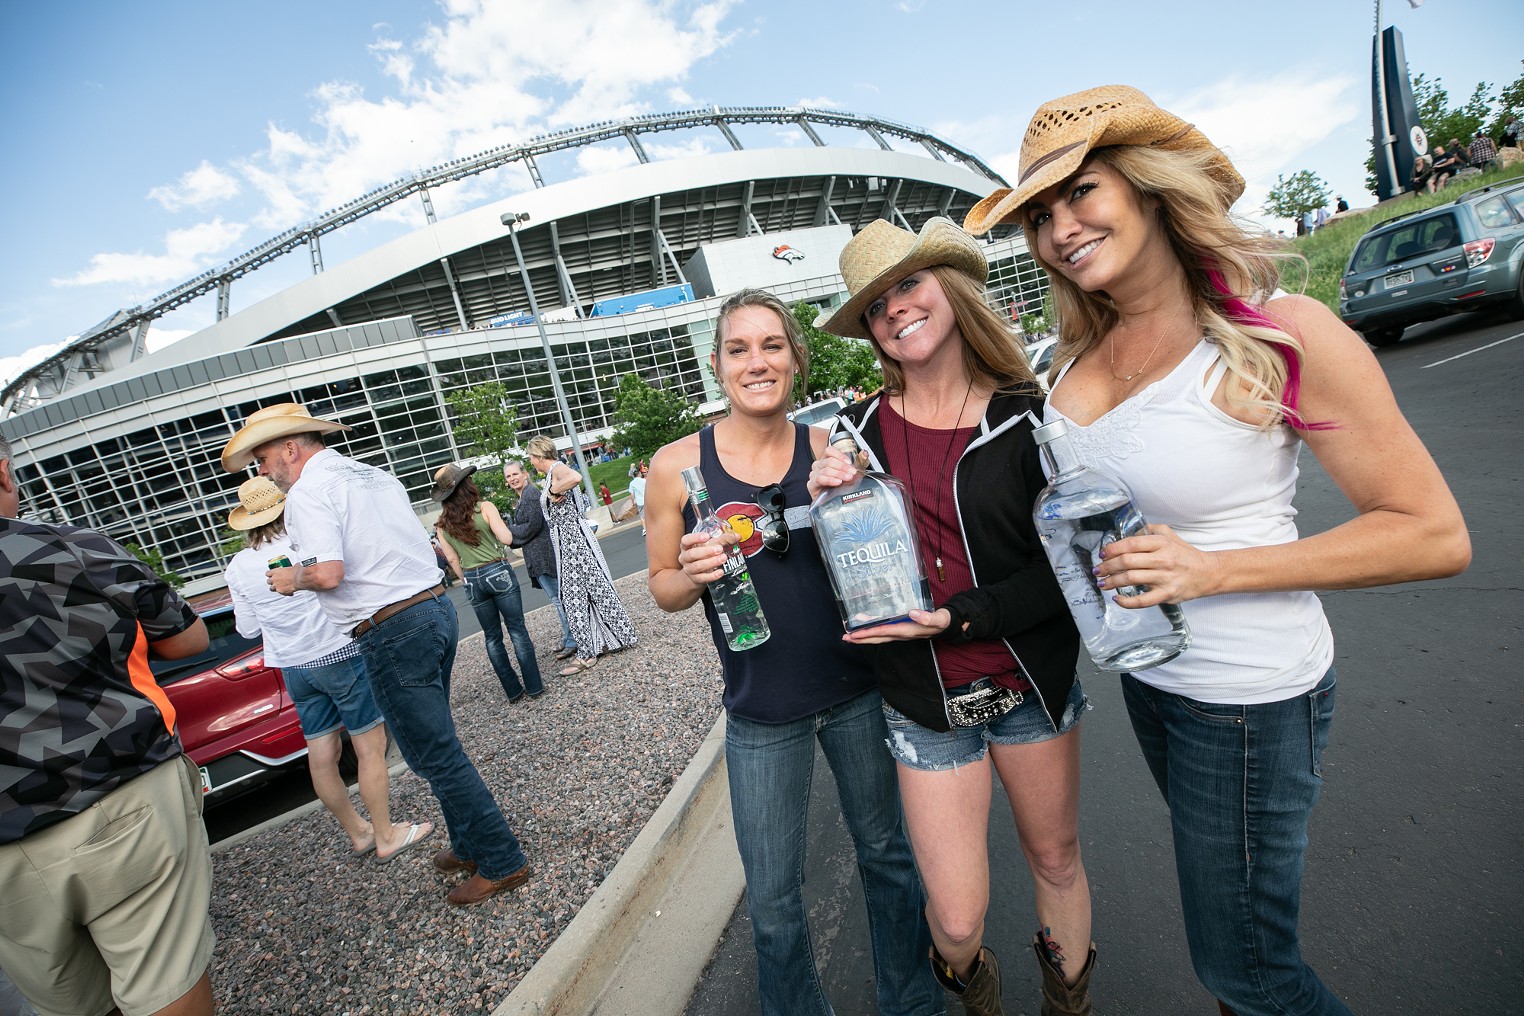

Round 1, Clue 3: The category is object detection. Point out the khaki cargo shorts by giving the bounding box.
[0,754,216,1016]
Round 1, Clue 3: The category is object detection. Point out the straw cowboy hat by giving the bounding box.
[820,217,988,340]
[963,84,1244,235]
[429,463,478,503]
[227,476,287,531]
[220,403,350,473]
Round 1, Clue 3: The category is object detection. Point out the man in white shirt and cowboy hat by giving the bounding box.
[221,404,533,906]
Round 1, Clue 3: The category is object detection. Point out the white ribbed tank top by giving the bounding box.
[1047,340,1333,704]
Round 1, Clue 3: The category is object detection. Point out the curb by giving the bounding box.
[493,713,742,1016]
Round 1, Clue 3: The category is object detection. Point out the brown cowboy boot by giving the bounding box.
[930,946,1005,1016]
[1218,1004,1238,1016]
[1032,934,1096,1016]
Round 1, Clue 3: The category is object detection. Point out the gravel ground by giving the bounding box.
[205,572,723,1015]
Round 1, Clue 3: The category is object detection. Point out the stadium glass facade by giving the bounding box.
[0,111,1047,594]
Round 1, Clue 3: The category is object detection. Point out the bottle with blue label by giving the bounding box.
[1031,418,1190,672]
[808,435,932,632]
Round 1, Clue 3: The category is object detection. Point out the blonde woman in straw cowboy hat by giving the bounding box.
[223,475,433,862]
[809,219,1091,1016]
[964,85,1469,1015]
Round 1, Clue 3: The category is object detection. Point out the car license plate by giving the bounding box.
[199,766,212,795]
[1385,270,1415,288]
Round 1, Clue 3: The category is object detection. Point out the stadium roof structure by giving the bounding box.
[2,106,1007,416]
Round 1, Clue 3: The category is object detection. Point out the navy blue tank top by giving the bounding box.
[683,423,878,723]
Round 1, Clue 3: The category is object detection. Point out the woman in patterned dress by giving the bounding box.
[524,435,637,675]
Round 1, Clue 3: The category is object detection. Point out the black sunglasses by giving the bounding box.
[754,484,789,556]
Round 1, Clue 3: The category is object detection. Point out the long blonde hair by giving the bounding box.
[867,265,1039,397]
[1030,145,1318,428]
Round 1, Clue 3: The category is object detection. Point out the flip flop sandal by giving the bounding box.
[558,656,598,677]
[374,821,434,864]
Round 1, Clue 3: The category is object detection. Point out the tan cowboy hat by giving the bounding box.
[221,403,350,473]
[963,84,1245,235]
[820,217,987,340]
[227,476,287,531]
[429,463,478,503]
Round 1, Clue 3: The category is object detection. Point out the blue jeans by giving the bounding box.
[356,595,527,880]
[535,571,577,651]
[1123,668,1351,1016]
[465,560,544,699]
[726,690,943,1016]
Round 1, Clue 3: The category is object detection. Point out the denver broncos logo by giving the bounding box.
[772,245,805,264]
[716,501,767,557]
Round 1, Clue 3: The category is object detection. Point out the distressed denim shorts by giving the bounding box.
[884,678,1089,771]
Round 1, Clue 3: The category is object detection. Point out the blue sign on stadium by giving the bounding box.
[589,283,694,318]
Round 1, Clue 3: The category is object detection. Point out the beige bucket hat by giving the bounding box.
[227,476,287,531]
[963,84,1244,235]
[820,217,988,340]
[221,403,350,473]
[429,463,479,503]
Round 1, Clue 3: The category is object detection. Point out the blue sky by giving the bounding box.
[1,0,1519,387]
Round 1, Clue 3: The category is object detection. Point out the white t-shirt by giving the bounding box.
[224,535,351,668]
[628,475,647,507]
[283,448,443,628]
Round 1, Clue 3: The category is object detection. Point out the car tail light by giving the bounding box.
[218,655,268,680]
[1464,238,1495,267]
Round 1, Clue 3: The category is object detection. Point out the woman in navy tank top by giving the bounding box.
[645,290,941,1016]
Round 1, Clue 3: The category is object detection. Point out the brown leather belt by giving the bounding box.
[351,585,445,640]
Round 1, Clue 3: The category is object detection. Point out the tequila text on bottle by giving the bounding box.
[681,465,770,651]
[1031,419,1190,672]
[809,435,932,632]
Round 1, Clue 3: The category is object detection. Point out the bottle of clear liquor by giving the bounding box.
[1031,419,1190,672]
[681,465,771,652]
[809,435,932,632]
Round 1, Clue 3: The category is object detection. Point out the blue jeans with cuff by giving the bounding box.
[535,571,577,651]
[725,689,943,1016]
[356,594,528,881]
[465,559,544,699]
[1123,667,1352,1016]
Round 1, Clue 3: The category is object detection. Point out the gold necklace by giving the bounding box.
[1108,330,1170,383]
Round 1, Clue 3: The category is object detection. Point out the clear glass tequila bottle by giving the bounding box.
[808,435,932,632]
[681,465,771,652]
[1031,419,1190,672]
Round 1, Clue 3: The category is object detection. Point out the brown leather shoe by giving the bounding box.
[432,848,477,876]
[446,863,534,906]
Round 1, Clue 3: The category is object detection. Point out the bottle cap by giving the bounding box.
[680,465,706,495]
[830,434,860,455]
[1031,419,1069,445]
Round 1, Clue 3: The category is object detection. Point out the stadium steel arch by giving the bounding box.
[0,107,1050,592]
[3,106,1007,416]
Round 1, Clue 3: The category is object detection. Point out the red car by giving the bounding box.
[152,593,310,805]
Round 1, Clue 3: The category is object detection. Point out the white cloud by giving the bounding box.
[0,339,72,389]
[52,219,247,288]
[796,96,841,110]
[669,86,694,106]
[147,161,241,211]
[577,144,640,176]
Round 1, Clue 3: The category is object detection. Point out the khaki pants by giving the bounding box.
[0,755,215,1016]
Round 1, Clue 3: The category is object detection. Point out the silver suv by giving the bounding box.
[1339,182,1524,346]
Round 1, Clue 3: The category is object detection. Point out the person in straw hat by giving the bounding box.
[429,463,544,703]
[809,219,1090,1016]
[646,289,942,1016]
[223,475,432,862]
[221,403,535,906]
[964,84,1469,1015]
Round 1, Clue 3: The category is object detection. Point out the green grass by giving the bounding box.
[1292,165,1524,312]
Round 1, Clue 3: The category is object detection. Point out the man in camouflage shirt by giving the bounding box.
[0,434,217,1016]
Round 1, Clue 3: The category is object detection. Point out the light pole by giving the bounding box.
[501,212,595,502]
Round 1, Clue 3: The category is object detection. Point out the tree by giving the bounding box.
[444,381,519,464]
[125,542,185,590]
[1362,67,1519,194]
[609,372,703,458]
[1262,170,1331,225]
[789,301,882,397]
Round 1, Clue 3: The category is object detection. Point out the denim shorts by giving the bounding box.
[284,652,385,740]
[884,678,1089,771]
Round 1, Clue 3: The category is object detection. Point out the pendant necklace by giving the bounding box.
[1108,329,1170,383]
[899,379,974,583]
